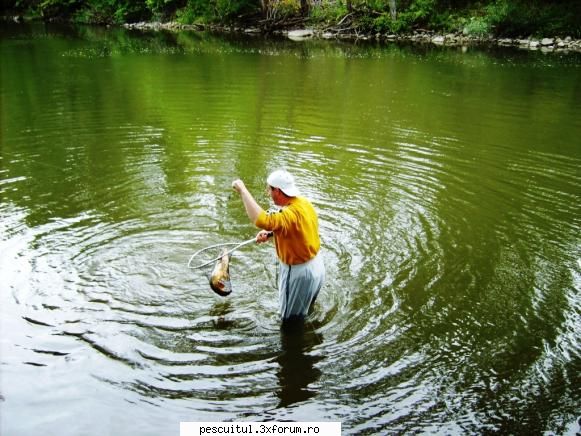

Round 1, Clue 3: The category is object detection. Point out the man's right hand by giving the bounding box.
[232,179,246,194]
[256,230,272,243]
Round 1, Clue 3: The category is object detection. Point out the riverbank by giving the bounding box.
[123,20,581,53]
[3,0,580,47]
[3,14,580,54]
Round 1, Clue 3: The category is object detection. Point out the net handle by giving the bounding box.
[187,237,256,270]
[188,232,273,270]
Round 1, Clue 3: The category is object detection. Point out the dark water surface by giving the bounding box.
[1,23,580,434]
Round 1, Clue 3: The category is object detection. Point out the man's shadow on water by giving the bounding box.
[275,319,323,408]
[207,301,324,409]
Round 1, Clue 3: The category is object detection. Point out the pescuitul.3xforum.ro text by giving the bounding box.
[198,423,321,434]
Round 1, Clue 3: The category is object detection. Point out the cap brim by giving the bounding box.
[281,186,300,197]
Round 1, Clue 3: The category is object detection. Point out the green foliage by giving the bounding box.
[308,0,348,25]
[175,0,258,23]
[462,16,490,36]
[359,0,387,13]
[429,10,461,32]
[176,0,212,22]
[176,3,202,23]
[400,0,436,28]
[372,13,393,33]
[3,0,580,37]
[485,0,581,37]
[146,0,185,20]
[271,0,300,19]
[365,0,439,34]
[369,12,408,33]
[485,0,522,35]
[213,0,242,20]
[16,0,151,23]
[37,0,78,18]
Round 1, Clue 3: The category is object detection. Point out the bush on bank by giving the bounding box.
[2,0,580,38]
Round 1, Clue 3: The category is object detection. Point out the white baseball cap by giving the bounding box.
[267,169,300,197]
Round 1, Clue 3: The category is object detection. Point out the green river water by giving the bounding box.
[1,23,580,434]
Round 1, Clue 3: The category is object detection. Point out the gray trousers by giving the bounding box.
[278,253,325,321]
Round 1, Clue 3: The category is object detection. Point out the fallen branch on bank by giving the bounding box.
[336,13,353,27]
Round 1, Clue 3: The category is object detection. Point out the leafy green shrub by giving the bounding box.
[37,0,78,19]
[484,0,524,35]
[486,0,581,38]
[429,11,461,33]
[69,0,150,24]
[308,0,348,25]
[404,0,436,27]
[374,0,436,33]
[213,0,258,21]
[176,0,212,23]
[176,5,200,23]
[272,0,300,18]
[175,0,258,23]
[372,13,392,33]
[213,0,242,20]
[463,16,490,36]
[370,12,410,33]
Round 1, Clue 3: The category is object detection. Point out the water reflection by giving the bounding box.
[209,300,236,329]
[276,321,323,408]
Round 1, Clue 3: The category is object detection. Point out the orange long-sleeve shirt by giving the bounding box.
[255,196,321,265]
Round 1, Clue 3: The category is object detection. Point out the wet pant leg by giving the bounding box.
[278,253,325,321]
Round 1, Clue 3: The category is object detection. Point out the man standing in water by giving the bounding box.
[232,170,325,322]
